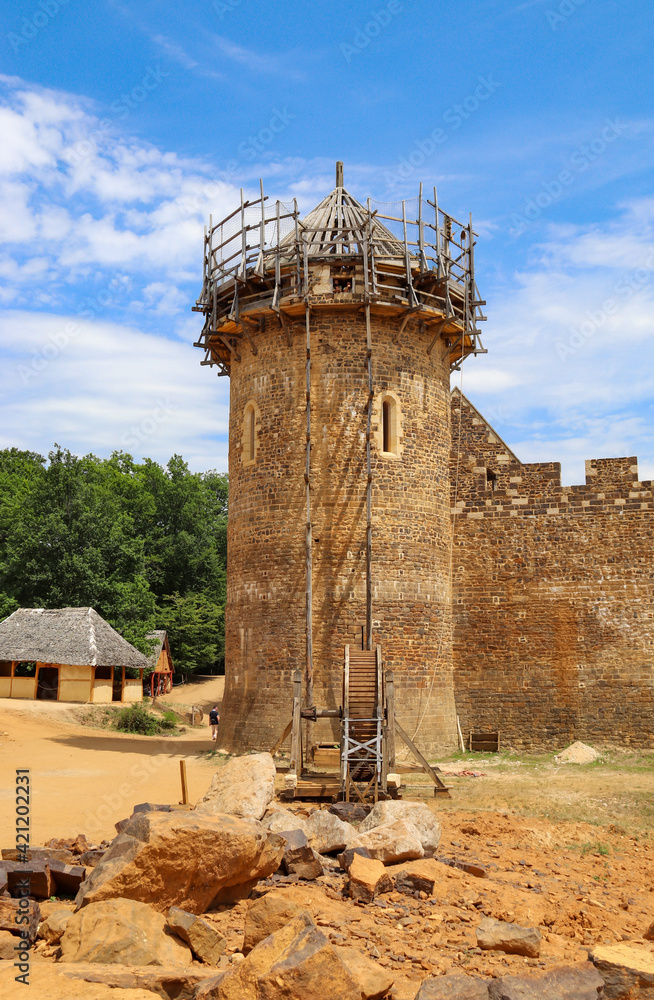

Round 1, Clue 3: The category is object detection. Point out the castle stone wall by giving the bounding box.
[451,391,654,749]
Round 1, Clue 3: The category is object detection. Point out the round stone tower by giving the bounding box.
[194,164,485,754]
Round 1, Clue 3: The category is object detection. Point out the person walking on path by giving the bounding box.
[209,705,220,741]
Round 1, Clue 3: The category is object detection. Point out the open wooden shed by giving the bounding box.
[146,629,174,698]
[0,607,149,703]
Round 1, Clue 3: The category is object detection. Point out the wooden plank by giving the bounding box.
[394,720,449,793]
[270,718,293,757]
[290,670,302,775]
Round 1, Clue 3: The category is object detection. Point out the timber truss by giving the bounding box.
[193,167,486,375]
[270,647,450,803]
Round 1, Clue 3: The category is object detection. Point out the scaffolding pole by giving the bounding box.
[305,302,314,710]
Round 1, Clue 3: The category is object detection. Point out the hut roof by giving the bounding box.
[280,184,407,258]
[0,607,149,670]
[145,629,169,669]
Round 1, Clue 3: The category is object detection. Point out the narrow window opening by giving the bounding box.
[487,467,498,491]
[242,400,259,465]
[248,407,255,462]
[382,400,391,453]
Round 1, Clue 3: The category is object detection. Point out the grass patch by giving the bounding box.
[115,704,180,735]
[76,703,181,736]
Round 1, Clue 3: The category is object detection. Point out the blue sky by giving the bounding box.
[0,0,652,483]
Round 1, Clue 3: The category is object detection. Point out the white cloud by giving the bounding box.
[0,311,228,471]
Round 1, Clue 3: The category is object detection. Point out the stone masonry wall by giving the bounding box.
[451,390,654,749]
[222,300,459,754]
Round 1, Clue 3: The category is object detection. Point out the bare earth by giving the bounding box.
[1,682,653,999]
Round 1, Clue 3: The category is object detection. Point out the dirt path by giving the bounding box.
[0,694,221,844]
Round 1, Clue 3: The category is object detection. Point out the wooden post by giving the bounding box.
[290,670,303,776]
[179,760,189,805]
[365,302,373,650]
[385,670,396,770]
[305,305,314,716]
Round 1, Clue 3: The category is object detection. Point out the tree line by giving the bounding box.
[0,446,228,675]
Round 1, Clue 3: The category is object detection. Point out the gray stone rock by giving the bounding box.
[358,800,442,852]
[329,802,371,824]
[488,963,604,999]
[305,809,357,854]
[195,753,276,821]
[347,819,424,864]
[282,843,323,880]
[476,917,541,958]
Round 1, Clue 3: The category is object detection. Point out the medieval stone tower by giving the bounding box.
[194,164,486,754]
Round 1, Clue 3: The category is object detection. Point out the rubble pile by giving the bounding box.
[1,752,653,999]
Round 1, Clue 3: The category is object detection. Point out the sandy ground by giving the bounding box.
[0,677,225,844]
[1,687,654,999]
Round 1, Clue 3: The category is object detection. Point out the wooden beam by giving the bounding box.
[290,670,302,776]
[270,718,293,757]
[394,719,449,794]
[427,319,447,355]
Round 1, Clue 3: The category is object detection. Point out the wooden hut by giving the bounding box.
[146,630,174,698]
[0,607,149,703]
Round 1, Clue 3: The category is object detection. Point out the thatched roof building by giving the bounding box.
[0,607,148,703]
[0,607,149,669]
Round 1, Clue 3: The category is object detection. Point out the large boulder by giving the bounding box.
[60,899,192,966]
[215,912,361,1000]
[347,819,424,865]
[195,754,276,821]
[304,809,357,854]
[243,893,310,954]
[590,942,654,999]
[476,917,541,958]
[167,907,226,964]
[74,811,285,914]
[358,800,442,852]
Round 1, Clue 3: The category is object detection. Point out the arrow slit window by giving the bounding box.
[242,400,259,466]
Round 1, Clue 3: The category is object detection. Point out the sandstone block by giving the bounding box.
[644,922,654,942]
[338,845,373,871]
[416,973,489,998]
[590,942,654,999]
[195,753,276,820]
[329,802,371,824]
[74,810,284,914]
[0,930,18,960]
[167,906,226,964]
[348,819,424,864]
[63,961,219,998]
[487,962,604,999]
[0,896,40,943]
[217,912,361,1000]
[243,892,309,954]
[333,944,394,998]
[390,858,442,895]
[348,853,393,902]
[49,858,87,895]
[476,916,541,958]
[39,906,73,944]
[282,843,324,880]
[261,806,308,836]
[305,809,357,854]
[60,898,193,966]
[358,800,443,852]
[7,860,55,899]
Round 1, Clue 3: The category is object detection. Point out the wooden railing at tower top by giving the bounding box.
[192,178,486,376]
